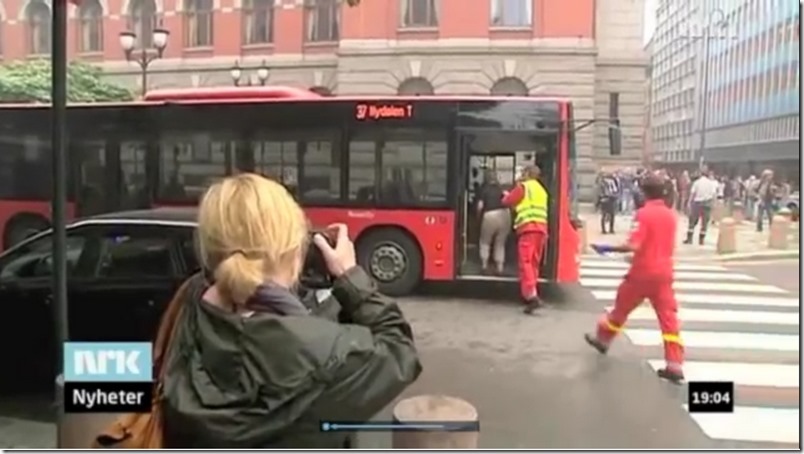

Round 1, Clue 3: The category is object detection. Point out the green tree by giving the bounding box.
[0,59,133,103]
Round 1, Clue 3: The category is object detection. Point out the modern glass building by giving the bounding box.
[650,0,800,179]
[703,0,800,176]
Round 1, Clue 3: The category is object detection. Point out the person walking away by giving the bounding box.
[584,174,684,384]
[502,165,549,314]
[756,170,778,232]
[677,170,691,212]
[683,169,718,245]
[744,174,758,220]
[477,170,511,274]
[161,173,421,448]
[598,171,619,234]
[620,171,634,215]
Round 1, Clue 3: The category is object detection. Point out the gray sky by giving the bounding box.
[644,0,657,44]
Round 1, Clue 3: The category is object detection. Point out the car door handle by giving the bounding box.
[146,299,155,307]
[43,294,53,306]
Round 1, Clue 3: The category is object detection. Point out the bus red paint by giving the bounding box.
[0,86,617,297]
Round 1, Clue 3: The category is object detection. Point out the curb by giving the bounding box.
[710,250,800,263]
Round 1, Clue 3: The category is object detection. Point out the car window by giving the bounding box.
[180,235,201,274]
[0,235,87,281]
[96,234,175,278]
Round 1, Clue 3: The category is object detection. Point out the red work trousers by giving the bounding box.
[517,230,546,300]
[596,274,684,371]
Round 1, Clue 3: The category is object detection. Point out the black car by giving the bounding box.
[0,208,200,392]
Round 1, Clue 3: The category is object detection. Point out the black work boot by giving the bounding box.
[656,367,685,384]
[584,333,609,354]
[698,234,706,245]
[523,296,543,315]
[682,232,693,244]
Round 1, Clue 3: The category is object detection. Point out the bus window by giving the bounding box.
[158,133,234,202]
[251,139,298,194]
[120,141,149,209]
[300,137,341,202]
[0,134,51,200]
[348,127,448,207]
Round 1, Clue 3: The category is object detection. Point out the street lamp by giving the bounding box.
[230,59,270,86]
[120,27,170,97]
[697,7,728,170]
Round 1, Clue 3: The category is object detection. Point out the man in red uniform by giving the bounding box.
[583,174,685,383]
[502,165,549,315]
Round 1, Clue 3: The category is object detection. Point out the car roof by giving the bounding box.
[76,207,198,227]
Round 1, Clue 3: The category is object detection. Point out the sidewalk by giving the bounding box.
[578,208,800,262]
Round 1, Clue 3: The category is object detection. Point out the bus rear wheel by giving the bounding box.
[3,214,50,250]
[357,229,422,297]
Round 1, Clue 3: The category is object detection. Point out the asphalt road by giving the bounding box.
[0,281,721,449]
[725,259,800,295]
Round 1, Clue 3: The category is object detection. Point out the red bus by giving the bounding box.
[0,86,612,296]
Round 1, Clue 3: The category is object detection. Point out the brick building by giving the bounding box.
[0,0,647,199]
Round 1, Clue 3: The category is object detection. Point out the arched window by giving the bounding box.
[397,77,434,95]
[490,77,529,96]
[26,0,51,55]
[129,0,157,48]
[79,0,104,52]
[309,86,332,96]
[184,0,213,47]
[242,0,273,44]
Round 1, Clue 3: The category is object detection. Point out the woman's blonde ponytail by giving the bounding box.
[213,253,264,305]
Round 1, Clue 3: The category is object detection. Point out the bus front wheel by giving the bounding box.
[357,229,422,297]
[3,214,50,250]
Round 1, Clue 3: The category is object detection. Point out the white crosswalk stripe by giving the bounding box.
[582,257,801,446]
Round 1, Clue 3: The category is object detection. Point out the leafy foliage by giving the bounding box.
[0,60,133,103]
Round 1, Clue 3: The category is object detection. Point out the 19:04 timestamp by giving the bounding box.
[687,381,735,413]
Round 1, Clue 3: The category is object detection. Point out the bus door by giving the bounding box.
[456,131,554,279]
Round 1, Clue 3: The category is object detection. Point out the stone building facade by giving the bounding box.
[0,0,647,199]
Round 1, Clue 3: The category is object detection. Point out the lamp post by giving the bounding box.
[697,7,728,170]
[230,59,270,86]
[119,27,170,97]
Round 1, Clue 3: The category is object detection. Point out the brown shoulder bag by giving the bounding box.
[91,277,193,449]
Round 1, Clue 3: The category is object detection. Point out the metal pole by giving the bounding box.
[697,18,712,170]
[140,49,148,97]
[51,0,69,445]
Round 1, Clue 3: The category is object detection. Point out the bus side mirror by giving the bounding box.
[608,120,621,156]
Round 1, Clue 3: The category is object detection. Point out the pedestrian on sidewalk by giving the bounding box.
[597,171,619,234]
[583,174,685,384]
[502,165,549,314]
[683,169,718,245]
[756,169,778,233]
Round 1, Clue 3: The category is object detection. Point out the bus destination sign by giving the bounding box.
[355,103,413,121]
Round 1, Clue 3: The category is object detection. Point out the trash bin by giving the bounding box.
[56,374,122,448]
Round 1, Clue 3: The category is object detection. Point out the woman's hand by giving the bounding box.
[313,223,358,278]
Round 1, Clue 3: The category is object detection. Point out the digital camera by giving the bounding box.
[300,229,336,289]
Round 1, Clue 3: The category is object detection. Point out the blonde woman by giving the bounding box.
[162,173,421,448]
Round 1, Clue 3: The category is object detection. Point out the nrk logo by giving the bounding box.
[63,342,154,413]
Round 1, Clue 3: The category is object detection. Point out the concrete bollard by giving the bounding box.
[391,395,479,449]
[768,214,791,250]
[731,201,744,223]
[711,200,726,224]
[716,217,737,254]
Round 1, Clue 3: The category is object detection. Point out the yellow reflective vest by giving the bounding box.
[514,179,548,229]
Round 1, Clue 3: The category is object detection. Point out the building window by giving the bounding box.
[400,0,438,28]
[78,0,104,53]
[490,0,532,27]
[397,77,435,95]
[609,92,621,156]
[306,0,339,42]
[490,77,528,96]
[242,0,273,45]
[26,0,51,55]
[184,0,214,47]
[129,0,157,48]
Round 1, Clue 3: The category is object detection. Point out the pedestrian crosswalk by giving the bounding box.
[581,257,801,446]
